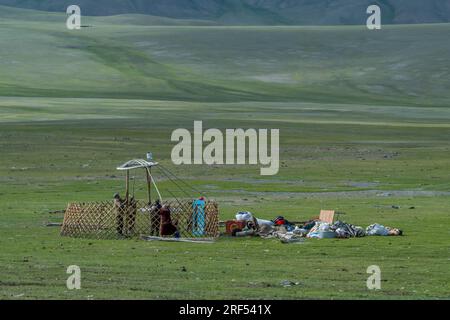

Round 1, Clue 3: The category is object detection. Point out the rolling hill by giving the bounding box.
[0,0,449,25]
[0,5,449,106]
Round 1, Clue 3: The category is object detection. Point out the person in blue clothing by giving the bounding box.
[192,196,206,236]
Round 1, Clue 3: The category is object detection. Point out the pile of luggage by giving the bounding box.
[225,211,403,242]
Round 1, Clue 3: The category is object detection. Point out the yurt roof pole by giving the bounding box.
[116,158,206,204]
[146,167,163,203]
[117,159,159,204]
[146,167,151,204]
[125,170,130,203]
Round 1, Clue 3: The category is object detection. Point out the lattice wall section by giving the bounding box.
[60,200,219,239]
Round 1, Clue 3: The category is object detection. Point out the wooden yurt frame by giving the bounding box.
[60,159,219,240]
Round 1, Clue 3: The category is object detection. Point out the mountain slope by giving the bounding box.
[1,7,449,106]
[0,0,449,25]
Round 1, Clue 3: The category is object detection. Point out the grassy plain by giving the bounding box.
[0,6,449,299]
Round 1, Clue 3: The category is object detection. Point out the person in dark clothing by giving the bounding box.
[113,193,126,236]
[159,205,178,237]
[149,199,162,236]
[125,197,137,236]
[114,193,137,237]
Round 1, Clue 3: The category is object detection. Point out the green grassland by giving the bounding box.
[0,6,449,299]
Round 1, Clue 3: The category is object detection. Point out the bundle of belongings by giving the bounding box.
[366,223,403,236]
[231,211,402,242]
[233,212,304,243]
[306,221,365,239]
[304,221,402,239]
[234,211,275,237]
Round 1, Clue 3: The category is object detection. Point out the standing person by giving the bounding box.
[113,193,125,236]
[192,197,206,236]
[149,199,162,236]
[125,197,137,236]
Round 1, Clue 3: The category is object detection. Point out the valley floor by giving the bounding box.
[0,98,449,299]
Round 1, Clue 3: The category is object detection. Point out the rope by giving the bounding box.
[121,160,207,203]
[157,166,195,199]
[160,164,205,196]
[158,164,208,200]
[166,189,192,214]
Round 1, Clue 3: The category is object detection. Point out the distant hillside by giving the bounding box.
[0,0,449,25]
